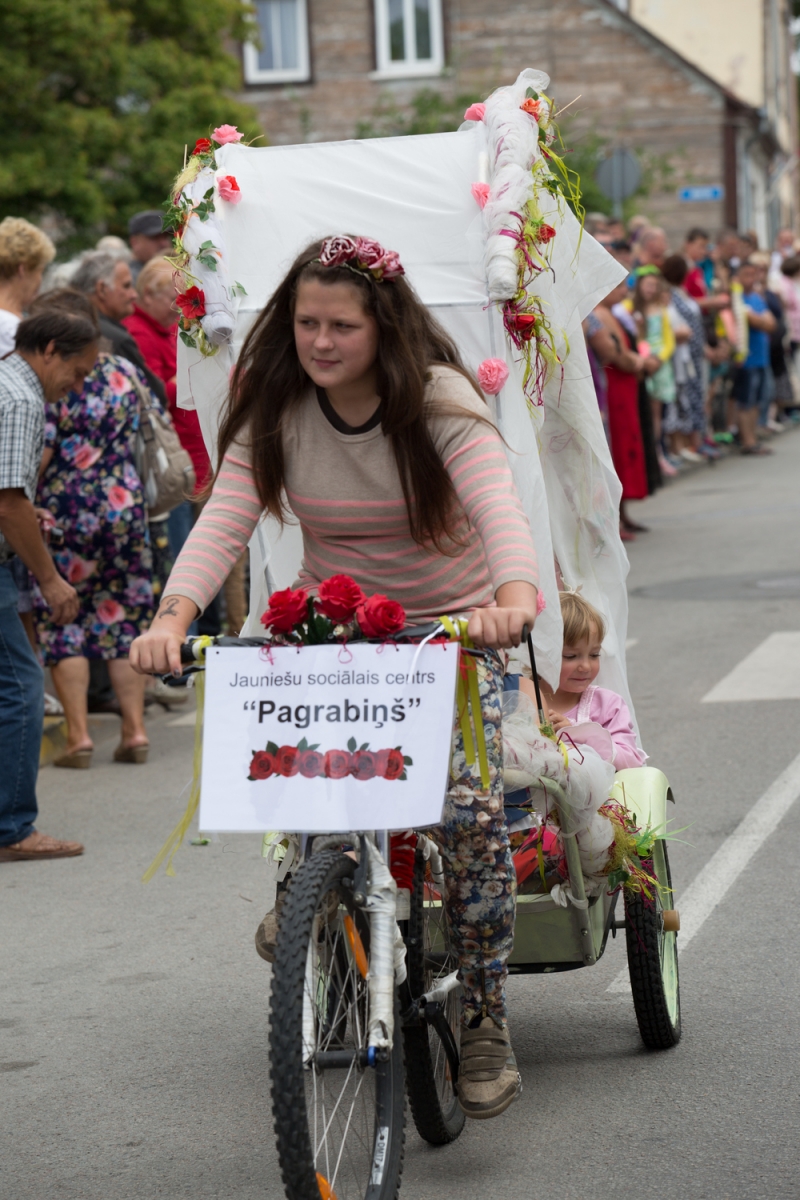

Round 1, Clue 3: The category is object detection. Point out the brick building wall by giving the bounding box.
[237,0,732,248]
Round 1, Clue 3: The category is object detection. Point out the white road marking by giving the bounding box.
[168,710,197,727]
[625,638,638,650]
[701,631,800,702]
[607,747,800,992]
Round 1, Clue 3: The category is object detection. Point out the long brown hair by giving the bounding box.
[214,237,486,553]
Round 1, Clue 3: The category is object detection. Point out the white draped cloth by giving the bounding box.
[176,68,636,732]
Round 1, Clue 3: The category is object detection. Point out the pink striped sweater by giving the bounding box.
[164,366,539,622]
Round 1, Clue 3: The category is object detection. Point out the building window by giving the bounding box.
[243,0,310,85]
[372,0,444,78]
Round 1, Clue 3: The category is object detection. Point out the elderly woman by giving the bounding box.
[0,217,56,355]
[124,258,248,635]
[30,290,154,767]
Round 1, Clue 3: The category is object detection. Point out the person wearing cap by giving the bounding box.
[128,211,172,283]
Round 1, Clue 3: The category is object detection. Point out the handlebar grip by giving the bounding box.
[522,624,530,642]
[180,642,198,664]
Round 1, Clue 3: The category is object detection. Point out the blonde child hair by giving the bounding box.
[560,591,606,646]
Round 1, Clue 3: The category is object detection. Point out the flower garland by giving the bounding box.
[164,124,248,356]
[468,84,584,409]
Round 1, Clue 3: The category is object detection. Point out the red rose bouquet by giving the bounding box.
[259,574,405,645]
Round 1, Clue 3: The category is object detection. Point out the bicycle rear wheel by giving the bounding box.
[269,849,405,1200]
[402,843,465,1145]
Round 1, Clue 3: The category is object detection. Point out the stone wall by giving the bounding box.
[236,0,730,249]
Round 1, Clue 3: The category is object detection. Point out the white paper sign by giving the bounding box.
[199,642,460,832]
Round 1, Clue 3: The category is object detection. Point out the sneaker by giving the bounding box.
[44,692,64,716]
[698,442,721,460]
[679,448,704,464]
[657,455,678,478]
[767,419,786,434]
[456,1017,522,1120]
[149,677,189,709]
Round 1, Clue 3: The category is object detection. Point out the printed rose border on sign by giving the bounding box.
[248,736,412,782]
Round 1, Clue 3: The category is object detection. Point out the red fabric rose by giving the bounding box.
[260,586,308,634]
[536,223,556,244]
[275,746,301,777]
[299,749,325,778]
[376,748,405,781]
[176,287,206,320]
[316,574,366,623]
[350,750,377,781]
[508,312,538,341]
[356,594,406,638]
[324,749,351,779]
[193,138,213,156]
[250,751,275,780]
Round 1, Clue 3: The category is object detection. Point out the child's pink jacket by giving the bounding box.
[560,685,646,770]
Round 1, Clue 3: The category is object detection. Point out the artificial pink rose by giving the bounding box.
[471,183,490,210]
[350,750,377,781]
[299,749,325,778]
[463,103,486,122]
[217,175,242,204]
[66,555,97,584]
[96,599,126,625]
[324,749,351,780]
[318,235,358,268]
[107,485,134,511]
[536,223,556,244]
[536,589,546,615]
[355,237,386,268]
[72,443,103,471]
[477,358,509,395]
[212,124,243,145]
[377,250,404,280]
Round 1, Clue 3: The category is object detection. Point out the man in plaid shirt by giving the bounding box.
[0,309,98,862]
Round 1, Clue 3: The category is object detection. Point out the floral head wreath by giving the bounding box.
[315,235,405,282]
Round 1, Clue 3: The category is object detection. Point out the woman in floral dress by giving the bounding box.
[34,348,154,767]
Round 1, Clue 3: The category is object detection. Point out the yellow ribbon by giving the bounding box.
[439,616,491,790]
[142,638,212,882]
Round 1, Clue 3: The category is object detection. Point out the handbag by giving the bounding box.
[131,372,196,517]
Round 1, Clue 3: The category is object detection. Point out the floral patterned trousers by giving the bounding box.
[434,650,515,1028]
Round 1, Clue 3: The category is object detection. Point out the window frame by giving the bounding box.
[242,0,311,86]
[371,0,445,80]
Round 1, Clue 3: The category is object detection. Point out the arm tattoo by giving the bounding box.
[158,597,180,620]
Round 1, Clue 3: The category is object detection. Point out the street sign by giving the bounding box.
[595,150,641,216]
[678,185,724,202]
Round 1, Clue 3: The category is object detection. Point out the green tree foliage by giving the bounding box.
[0,1,262,246]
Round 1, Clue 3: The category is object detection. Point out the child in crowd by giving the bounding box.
[631,269,690,475]
[521,591,645,770]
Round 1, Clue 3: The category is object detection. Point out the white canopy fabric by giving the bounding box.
[176,69,635,731]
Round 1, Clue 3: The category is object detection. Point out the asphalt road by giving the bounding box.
[3,431,800,1200]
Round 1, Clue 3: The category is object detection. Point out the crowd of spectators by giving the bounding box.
[0,211,247,864]
[584,214,800,538]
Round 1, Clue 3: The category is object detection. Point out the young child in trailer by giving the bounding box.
[519,591,646,771]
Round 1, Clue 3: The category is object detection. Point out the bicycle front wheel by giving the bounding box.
[269,849,406,1200]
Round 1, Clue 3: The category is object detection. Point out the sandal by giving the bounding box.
[113,742,149,764]
[53,748,93,769]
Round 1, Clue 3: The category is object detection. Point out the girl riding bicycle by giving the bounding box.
[130,234,540,1120]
